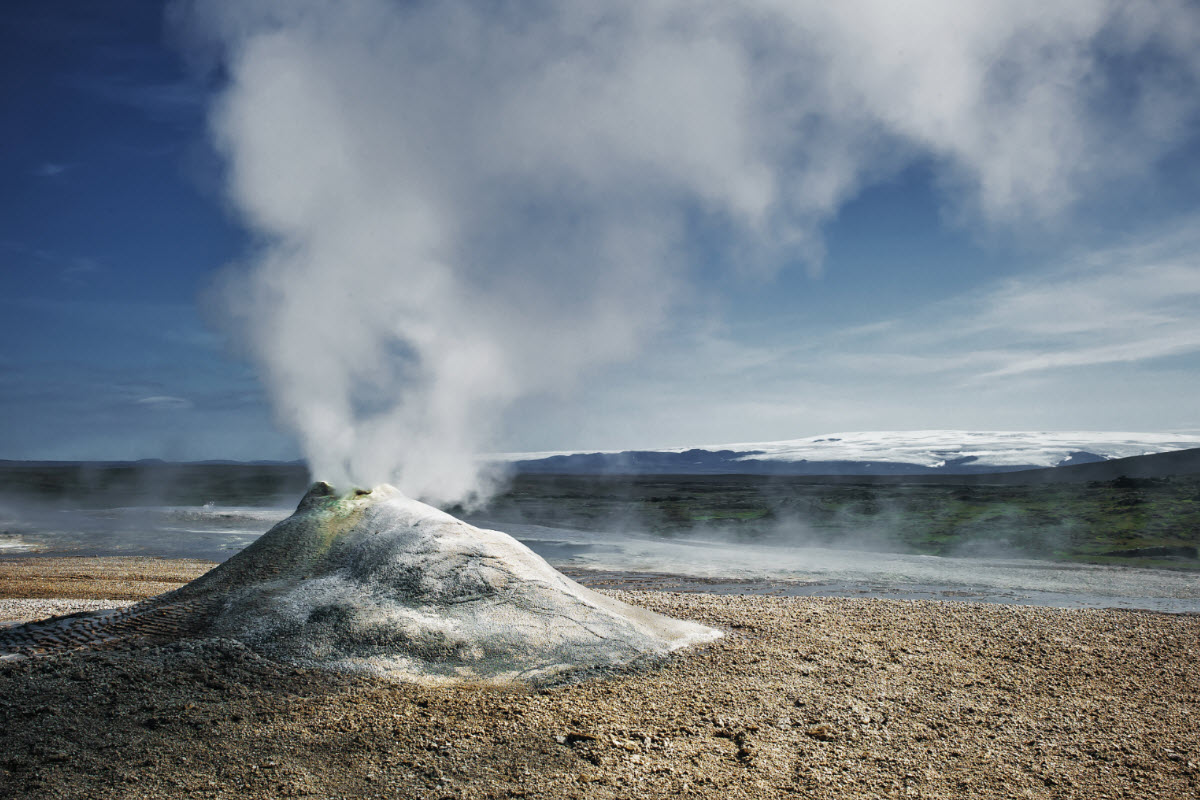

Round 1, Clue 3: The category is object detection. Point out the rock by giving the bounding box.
[806,724,837,741]
[555,732,596,747]
[0,483,721,685]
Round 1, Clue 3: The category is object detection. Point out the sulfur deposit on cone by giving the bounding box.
[0,483,721,684]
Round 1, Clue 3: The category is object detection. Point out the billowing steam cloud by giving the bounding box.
[179,0,1200,501]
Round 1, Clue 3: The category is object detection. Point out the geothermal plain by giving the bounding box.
[1,459,1199,799]
[1,556,1198,799]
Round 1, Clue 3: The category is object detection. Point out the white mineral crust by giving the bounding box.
[171,482,721,684]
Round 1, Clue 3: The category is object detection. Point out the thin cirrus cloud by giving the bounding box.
[136,395,194,410]
[32,163,71,178]
[567,235,1200,444]
[828,223,1200,381]
[65,73,206,120]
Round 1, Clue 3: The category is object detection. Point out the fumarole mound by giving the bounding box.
[1,483,721,684]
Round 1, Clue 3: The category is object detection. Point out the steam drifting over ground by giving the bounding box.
[179,1,1200,502]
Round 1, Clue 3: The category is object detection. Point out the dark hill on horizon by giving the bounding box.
[968,445,1200,484]
[0,461,310,507]
[0,447,1198,509]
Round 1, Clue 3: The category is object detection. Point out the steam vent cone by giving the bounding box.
[0,483,721,684]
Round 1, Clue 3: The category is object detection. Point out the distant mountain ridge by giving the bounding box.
[503,431,1200,476]
[1000,446,1200,484]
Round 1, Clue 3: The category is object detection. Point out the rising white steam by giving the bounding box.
[179,0,1200,501]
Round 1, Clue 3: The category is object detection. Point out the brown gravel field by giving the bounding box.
[0,557,216,602]
[0,557,1197,799]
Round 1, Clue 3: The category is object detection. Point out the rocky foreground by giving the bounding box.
[0,558,1197,799]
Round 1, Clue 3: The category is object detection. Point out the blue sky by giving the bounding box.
[4,1,1200,476]
[1,2,272,460]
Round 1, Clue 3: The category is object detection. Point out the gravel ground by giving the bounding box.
[0,598,136,624]
[0,557,215,602]
[0,558,1197,799]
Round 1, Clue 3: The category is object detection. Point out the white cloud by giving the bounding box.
[177,0,1200,498]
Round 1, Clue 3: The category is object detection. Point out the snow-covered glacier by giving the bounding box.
[501,430,1200,475]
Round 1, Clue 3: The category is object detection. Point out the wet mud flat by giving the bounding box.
[1,560,1197,799]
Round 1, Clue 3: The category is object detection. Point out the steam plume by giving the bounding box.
[180,1,1200,501]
